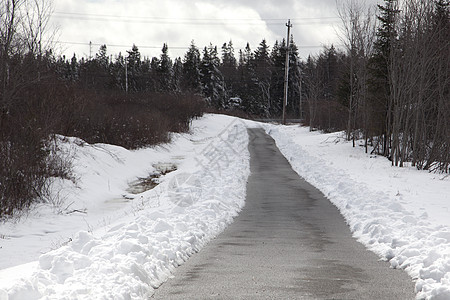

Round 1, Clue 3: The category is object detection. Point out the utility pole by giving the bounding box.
[125,58,128,93]
[89,41,92,60]
[282,19,292,125]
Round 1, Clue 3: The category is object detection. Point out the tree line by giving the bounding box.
[62,0,448,176]
[0,0,204,217]
[61,36,350,129]
[0,0,448,217]
[58,38,305,118]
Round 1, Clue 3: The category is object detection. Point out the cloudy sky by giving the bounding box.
[50,0,380,61]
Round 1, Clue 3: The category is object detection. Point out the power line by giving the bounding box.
[56,40,334,50]
[53,11,340,21]
[51,12,340,26]
[57,41,189,49]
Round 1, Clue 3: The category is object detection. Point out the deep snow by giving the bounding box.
[265,124,450,300]
[0,115,250,299]
[0,115,449,299]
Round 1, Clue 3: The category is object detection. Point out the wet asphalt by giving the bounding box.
[151,128,416,299]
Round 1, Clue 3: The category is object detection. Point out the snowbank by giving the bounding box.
[266,125,450,300]
[2,115,449,299]
[0,115,250,299]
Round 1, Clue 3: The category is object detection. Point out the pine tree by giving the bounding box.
[95,44,109,68]
[126,44,142,91]
[235,43,260,114]
[220,40,237,105]
[91,44,110,89]
[69,53,79,81]
[127,44,141,69]
[368,0,399,156]
[140,57,152,92]
[254,39,272,116]
[200,44,226,108]
[221,40,237,68]
[172,57,183,92]
[270,40,286,116]
[182,41,202,93]
[158,43,174,92]
[110,52,126,91]
[287,37,301,117]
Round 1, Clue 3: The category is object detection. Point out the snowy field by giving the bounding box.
[0,114,449,299]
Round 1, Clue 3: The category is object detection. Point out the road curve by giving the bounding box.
[151,128,415,299]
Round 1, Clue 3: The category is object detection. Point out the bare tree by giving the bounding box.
[1,0,56,108]
[0,0,61,217]
[337,0,377,150]
[22,0,57,81]
[336,0,448,172]
[389,0,448,171]
[304,56,321,131]
[1,0,24,108]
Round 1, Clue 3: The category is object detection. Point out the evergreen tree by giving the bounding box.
[270,40,286,116]
[140,57,153,92]
[126,44,142,91]
[95,44,109,68]
[220,40,237,105]
[150,57,159,70]
[242,43,253,66]
[182,41,202,93]
[320,45,339,100]
[127,44,141,70]
[110,52,126,91]
[287,37,301,116]
[254,39,272,116]
[172,57,183,92]
[92,44,110,89]
[368,0,399,156]
[158,43,174,92]
[200,44,226,108]
[235,43,260,114]
[221,40,237,68]
[69,53,79,81]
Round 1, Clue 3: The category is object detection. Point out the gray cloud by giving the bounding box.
[50,0,380,60]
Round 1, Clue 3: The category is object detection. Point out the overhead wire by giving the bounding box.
[51,11,342,56]
[56,40,331,51]
[51,11,341,26]
[53,11,340,21]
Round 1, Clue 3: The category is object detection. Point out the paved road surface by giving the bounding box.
[151,128,415,299]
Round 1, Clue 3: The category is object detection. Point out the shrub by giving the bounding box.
[0,79,205,218]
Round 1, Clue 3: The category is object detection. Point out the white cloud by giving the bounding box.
[49,0,380,60]
[52,0,275,59]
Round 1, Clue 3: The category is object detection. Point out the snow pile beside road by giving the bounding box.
[1,115,250,299]
[267,125,450,300]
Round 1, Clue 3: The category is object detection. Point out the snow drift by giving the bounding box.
[266,125,450,300]
[0,115,250,299]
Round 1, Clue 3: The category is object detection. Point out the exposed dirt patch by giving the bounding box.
[126,163,177,194]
